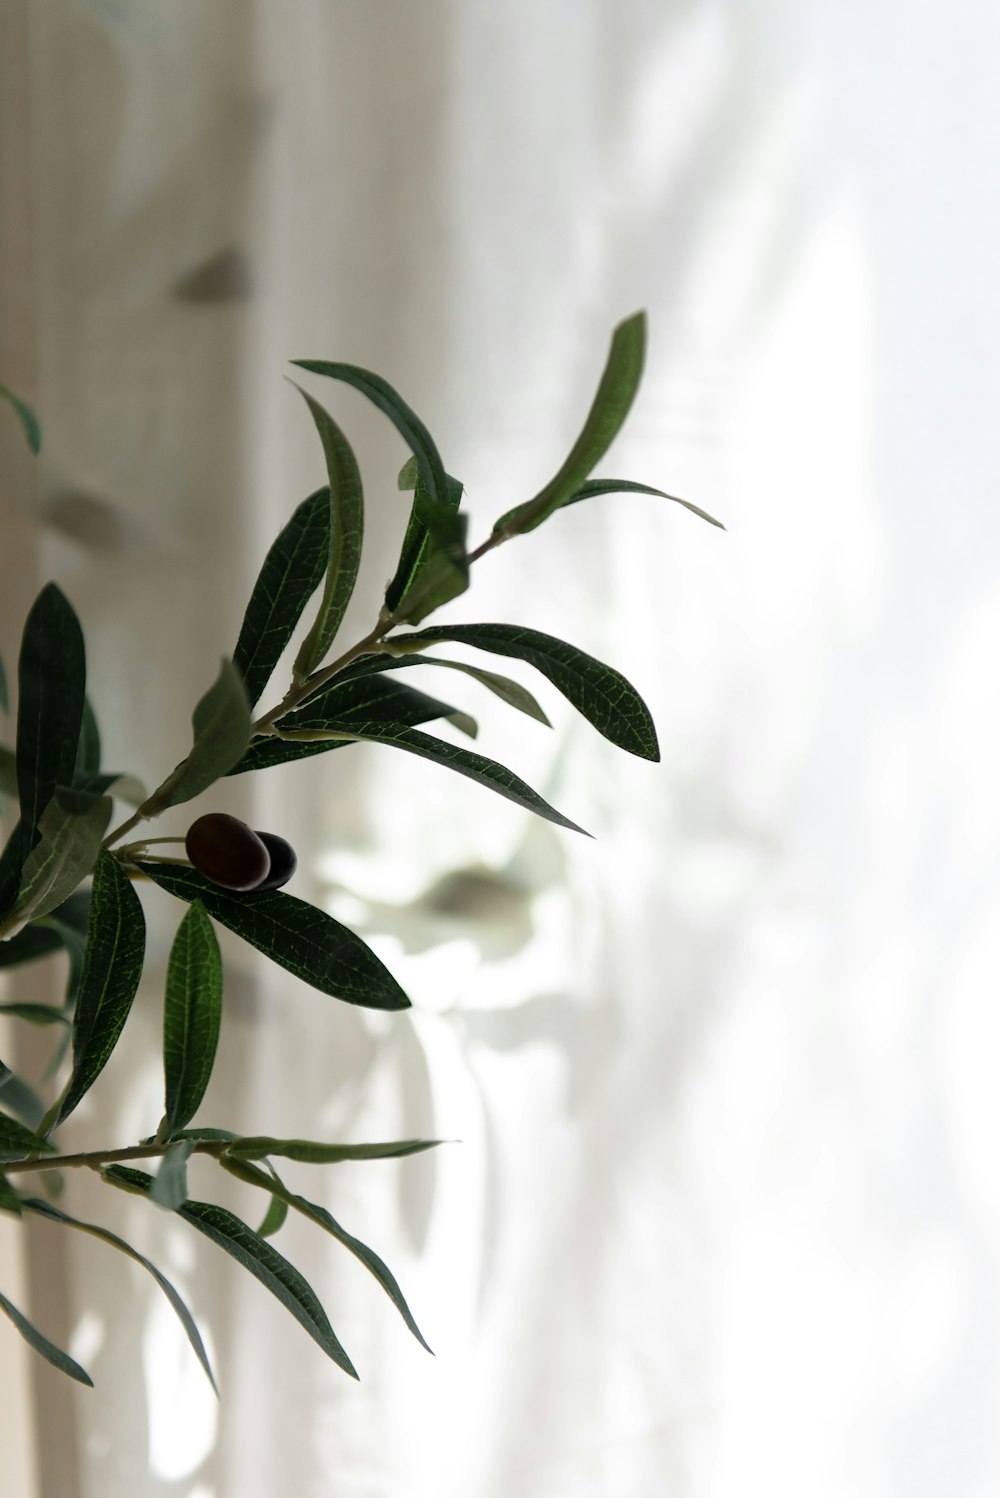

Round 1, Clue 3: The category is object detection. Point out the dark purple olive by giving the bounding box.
[251,831,297,891]
[185,813,271,892]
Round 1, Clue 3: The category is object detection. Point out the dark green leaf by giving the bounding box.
[57,851,146,1125]
[0,821,23,916]
[222,1154,431,1353]
[493,311,647,536]
[24,1196,217,1393]
[290,358,451,522]
[16,583,87,861]
[227,675,458,775]
[74,697,102,779]
[289,721,590,834]
[0,1171,21,1215]
[162,1126,236,1144]
[140,659,251,817]
[227,1136,443,1165]
[149,1139,197,1211]
[0,1290,92,1386]
[0,1003,71,1026]
[290,389,364,680]
[0,919,63,969]
[256,1193,289,1239]
[0,383,41,454]
[392,511,469,625]
[379,649,552,726]
[0,1072,44,1130]
[0,1110,56,1161]
[386,464,465,615]
[558,477,725,529]
[136,863,409,1011]
[162,901,222,1138]
[400,622,659,761]
[105,1166,357,1379]
[0,744,14,797]
[233,488,330,708]
[0,788,112,934]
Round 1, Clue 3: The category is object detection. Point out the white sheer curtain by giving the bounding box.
[2,2,999,1495]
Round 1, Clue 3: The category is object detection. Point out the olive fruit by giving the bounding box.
[251,831,297,891]
[185,813,271,892]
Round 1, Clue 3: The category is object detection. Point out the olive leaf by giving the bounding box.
[0,1290,92,1386]
[139,659,251,817]
[0,1110,57,1162]
[149,1139,197,1211]
[74,697,102,779]
[16,583,87,861]
[386,464,466,617]
[136,863,410,1011]
[24,1196,217,1393]
[558,478,725,530]
[225,1136,442,1165]
[375,648,552,726]
[0,789,112,938]
[0,1171,21,1216]
[105,1166,357,1379]
[161,901,222,1139]
[0,382,41,455]
[492,311,647,537]
[233,487,331,708]
[397,622,660,760]
[289,387,365,682]
[57,851,146,1126]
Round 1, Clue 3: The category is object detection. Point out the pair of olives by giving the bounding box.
[185,813,297,893]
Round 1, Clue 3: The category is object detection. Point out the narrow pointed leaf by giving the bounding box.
[0,1004,71,1026]
[0,919,63,969]
[105,1166,358,1379]
[0,1060,9,1090]
[23,1196,217,1394]
[227,676,459,775]
[381,650,552,726]
[0,383,41,454]
[257,1193,289,1239]
[400,622,659,761]
[290,389,365,680]
[162,901,222,1137]
[223,1154,432,1352]
[16,583,87,860]
[297,721,589,834]
[57,851,146,1125]
[136,863,409,1011]
[0,1290,92,1385]
[150,1139,197,1211]
[386,467,465,615]
[0,1073,44,1130]
[227,1136,443,1164]
[0,1111,56,1161]
[493,311,647,536]
[0,745,14,797]
[392,511,469,624]
[558,477,725,529]
[0,1171,22,1215]
[74,697,102,779]
[0,820,23,917]
[0,789,112,936]
[290,358,451,520]
[233,487,330,707]
[140,660,251,817]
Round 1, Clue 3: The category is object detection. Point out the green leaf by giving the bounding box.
[0,1110,56,1161]
[399,622,659,760]
[105,1166,358,1379]
[74,697,102,779]
[0,1171,22,1216]
[256,1192,289,1239]
[0,1072,45,1130]
[16,583,87,861]
[136,863,410,1011]
[289,389,365,681]
[0,820,24,916]
[558,477,725,529]
[0,1003,71,1026]
[227,675,459,775]
[380,648,552,726]
[0,383,41,454]
[290,357,451,521]
[139,659,251,817]
[162,901,222,1138]
[149,1139,197,1211]
[227,1136,443,1165]
[392,510,469,625]
[386,465,465,616]
[222,1154,431,1353]
[73,770,146,803]
[233,488,331,708]
[0,1290,92,1386]
[493,311,647,536]
[0,918,63,969]
[23,1196,217,1394]
[0,744,14,798]
[57,851,146,1126]
[0,789,112,935]
[293,721,590,835]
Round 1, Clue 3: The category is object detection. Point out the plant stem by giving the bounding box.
[250,615,392,733]
[3,1139,231,1178]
